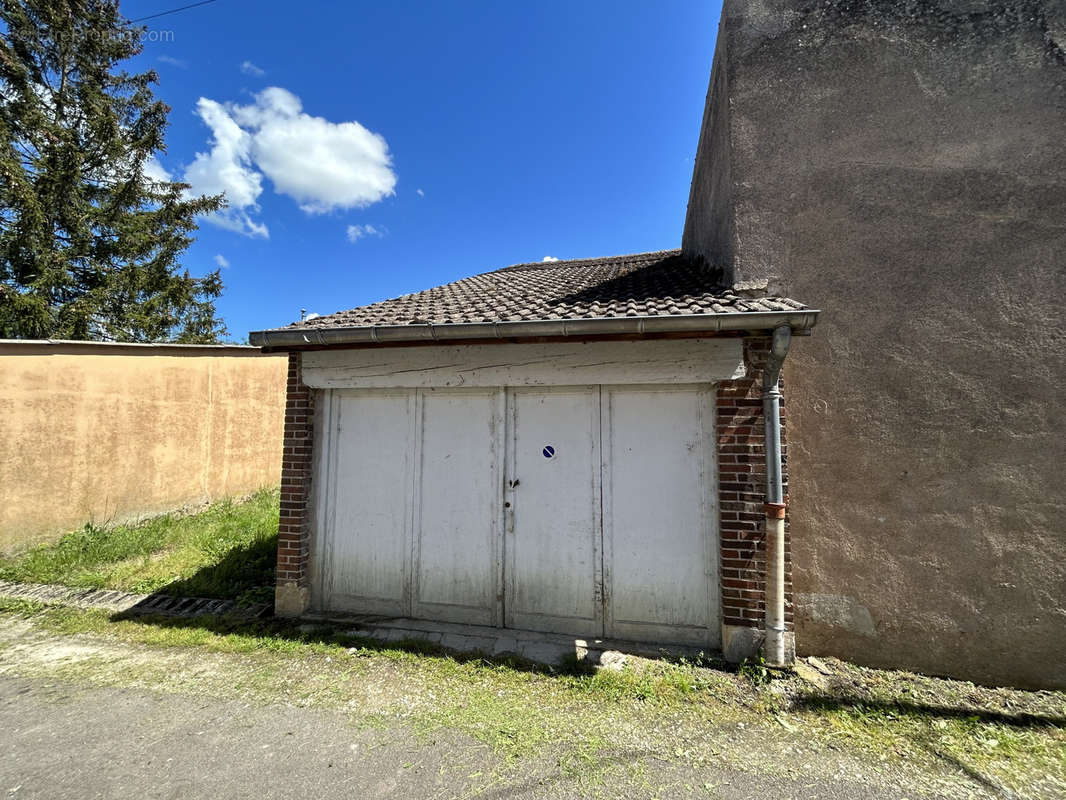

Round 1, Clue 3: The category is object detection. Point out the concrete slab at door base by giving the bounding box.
[299,614,720,669]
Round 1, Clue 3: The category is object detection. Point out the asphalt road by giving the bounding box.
[0,675,930,800]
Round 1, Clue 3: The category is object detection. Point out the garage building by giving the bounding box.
[250,250,818,663]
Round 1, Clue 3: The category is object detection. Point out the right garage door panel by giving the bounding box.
[602,386,720,647]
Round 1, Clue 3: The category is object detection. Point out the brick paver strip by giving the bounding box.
[0,579,269,620]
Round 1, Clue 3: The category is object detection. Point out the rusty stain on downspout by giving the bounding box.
[762,324,791,667]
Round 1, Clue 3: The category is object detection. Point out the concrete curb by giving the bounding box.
[0,579,270,620]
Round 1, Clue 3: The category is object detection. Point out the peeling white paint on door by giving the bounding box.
[602,386,719,647]
[506,387,602,636]
[322,390,413,616]
[314,381,721,648]
[413,388,502,626]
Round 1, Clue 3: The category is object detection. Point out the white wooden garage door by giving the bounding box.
[314,383,720,647]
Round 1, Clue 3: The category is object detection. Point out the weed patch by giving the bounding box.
[0,489,279,600]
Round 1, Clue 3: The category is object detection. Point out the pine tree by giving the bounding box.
[0,0,227,342]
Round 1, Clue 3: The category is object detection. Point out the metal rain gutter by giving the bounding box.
[249,309,820,349]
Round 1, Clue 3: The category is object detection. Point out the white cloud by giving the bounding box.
[143,155,172,184]
[181,87,396,237]
[212,213,269,239]
[542,256,560,262]
[183,98,268,238]
[416,188,424,197]
[232,87,396,214]
[240,60,265,77]
[214,254,230,269]
[158,55,188,69]
[346,223,384,243]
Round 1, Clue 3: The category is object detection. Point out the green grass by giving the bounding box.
[1,597,1064,795]
[0,489,279,603]
[0,598,746,709]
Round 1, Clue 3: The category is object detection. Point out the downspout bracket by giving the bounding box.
[763,502,787,520]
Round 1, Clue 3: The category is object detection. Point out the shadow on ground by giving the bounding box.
[153,534,277,605]
[115,540,731,677]
[110,604,1066,731]
[107,535,1066,731]
[790,693,1066,729]
[108,607,600,677]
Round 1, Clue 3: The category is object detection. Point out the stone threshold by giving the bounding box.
[299,613,720,670]
[0,579,270,620]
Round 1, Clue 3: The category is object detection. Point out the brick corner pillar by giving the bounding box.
[275,351,314,617]
[717,337,793,663]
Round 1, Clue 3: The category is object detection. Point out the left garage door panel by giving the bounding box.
[318,388,502,623]
[413,388,502,625]
[323,390,414,616]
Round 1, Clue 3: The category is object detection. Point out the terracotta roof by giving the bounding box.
[279,250,807,331]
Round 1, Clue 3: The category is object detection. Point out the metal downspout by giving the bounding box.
[762,325,791,667]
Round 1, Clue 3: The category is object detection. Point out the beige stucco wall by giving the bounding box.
[0,340,287,552]
[683,1,1066,688]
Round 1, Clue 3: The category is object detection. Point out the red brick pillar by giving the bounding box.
[275,351,314,616]
[716,337,793,661]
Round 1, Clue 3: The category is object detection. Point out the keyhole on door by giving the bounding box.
[542,445,556,459]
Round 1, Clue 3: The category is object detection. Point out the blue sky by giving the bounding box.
[123,0,722,340]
